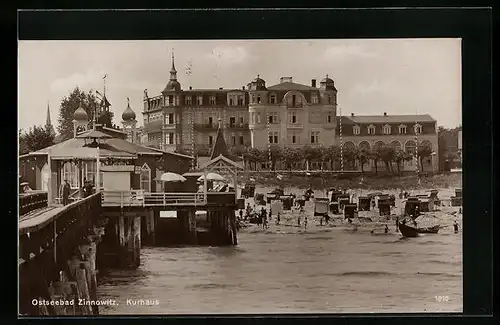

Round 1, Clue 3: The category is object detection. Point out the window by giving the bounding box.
[257,96,261,104]
[208,136,214,146]
[289,134,298,144]
[269,131,279,144]
[399,124,407,134]
[166,133,175,144]
[229,117,236,127]
[165,113,174,125]
[209,96,216,105]
[289,111,297,124]
[239,116,244,125]
[310,131,320,144]
[270,94,276,104]
[229,98,233,106]
[239,135,244,145]
[353,125,360,135]
[208,117,213,125]
[383,124,391,135]
[311,93,319,104]
[238,96,243,106]
[414,123,422,135]
[257,113,261,124]
[185,96,192,105]
[140,163,151,192]
[81,161,103,189]
[327,112,333,123]
[268,112,279,124]
[166,95,174,106]
[197,96,203,105]
[231,136,236,146]
[328,96,332,104]
[367,124,376,135]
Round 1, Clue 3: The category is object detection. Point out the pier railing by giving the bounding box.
[101,190,207,207]
[19,191,48,216]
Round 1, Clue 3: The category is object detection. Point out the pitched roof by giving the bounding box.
[210,126,229,160]
[338,114,436,125]
[267,82,317,91]
[200,154,244,170]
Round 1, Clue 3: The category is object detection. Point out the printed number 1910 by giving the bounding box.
[435,296,449,302]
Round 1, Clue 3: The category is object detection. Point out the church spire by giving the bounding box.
[170,49,177,81]
[46,101,55,135]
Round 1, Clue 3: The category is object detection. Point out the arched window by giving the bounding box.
[383,124,391,135]
[359,141,370,151]
[140,163,151,192]
[374,141,385,151]
[414,123,422,135]
[405,140,417,155]
[390,140,402,151]
[344,141,356,150]
[367,124,376,135]
[353,125,360,135]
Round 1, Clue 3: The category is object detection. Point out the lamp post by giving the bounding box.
[430,151,436,176]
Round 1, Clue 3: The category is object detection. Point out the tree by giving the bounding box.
[343,146,357,170]
[370,148,381,175]
[281,147,304,170]
[302,145,322,170]
[325,145,340,170]
[418,144,433,172]
[269,145,282,170]
[57,87,114,141]
[379,145,395,173]
[356,148,370,174]
[19,125,55,155]
[393,149,411,174]
[244,147,265,171]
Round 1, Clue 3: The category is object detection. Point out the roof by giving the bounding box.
[338,114,436,125]
[76,129,113,139]
[200,154,244,170]
[267,82,317,91]
[210,126,229,160]
[183,89,236,93]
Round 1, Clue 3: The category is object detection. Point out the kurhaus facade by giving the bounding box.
[140,54,438,172]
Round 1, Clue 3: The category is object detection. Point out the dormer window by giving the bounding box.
[399,124,407,134]
[257,96,261,104]
[209,96,216,105]
[270,93,276,104]
[383,124,391,135]
[238,96,244,106]
[185,96,192,105]
[353,125,361,135]
[414,123,422,135]
[367,124,376,135]
[197,96,203,105]
[311,93,319,104]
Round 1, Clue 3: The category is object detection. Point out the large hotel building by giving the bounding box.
[126,55,438,172]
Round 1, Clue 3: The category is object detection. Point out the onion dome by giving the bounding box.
[73,105,89,121]
[248,74,267,91]
[163,80,181,92]
[320,74,336,91]
[122,97,136,121]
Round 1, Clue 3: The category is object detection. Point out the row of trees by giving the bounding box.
[19,125,55,156]
[223,144,433,174]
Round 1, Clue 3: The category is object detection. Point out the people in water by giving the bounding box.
[304,216,308,229]
[453,220,459,233]
[276,212,280,225]
[297,215,301,227]
[384,225,389,233]
[458,207,462,214]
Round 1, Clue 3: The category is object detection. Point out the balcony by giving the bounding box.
[194,123,218,131]
[287,123,303,129]
[226,123,249,130]
[286,103,304,108]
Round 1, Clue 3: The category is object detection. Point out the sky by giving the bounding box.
[18,39,462,131]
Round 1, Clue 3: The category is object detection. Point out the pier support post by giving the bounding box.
[132,216,141,267]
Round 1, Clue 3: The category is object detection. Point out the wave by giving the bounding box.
[188,283,238,290]
[427,259,462,266]
[335,271,394,277]
[415,272,461,278]
[305,236,333,241]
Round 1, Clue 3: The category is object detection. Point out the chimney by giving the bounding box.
[219,87,223,90]
[383,112,387,116]
[351,113,354,117]
[242,86,245,90]
[189,86,192,90]
[311,79,317,88]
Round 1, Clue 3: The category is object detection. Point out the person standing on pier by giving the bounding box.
[60,179,70,205]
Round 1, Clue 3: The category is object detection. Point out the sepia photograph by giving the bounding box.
[18,38,463,315]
